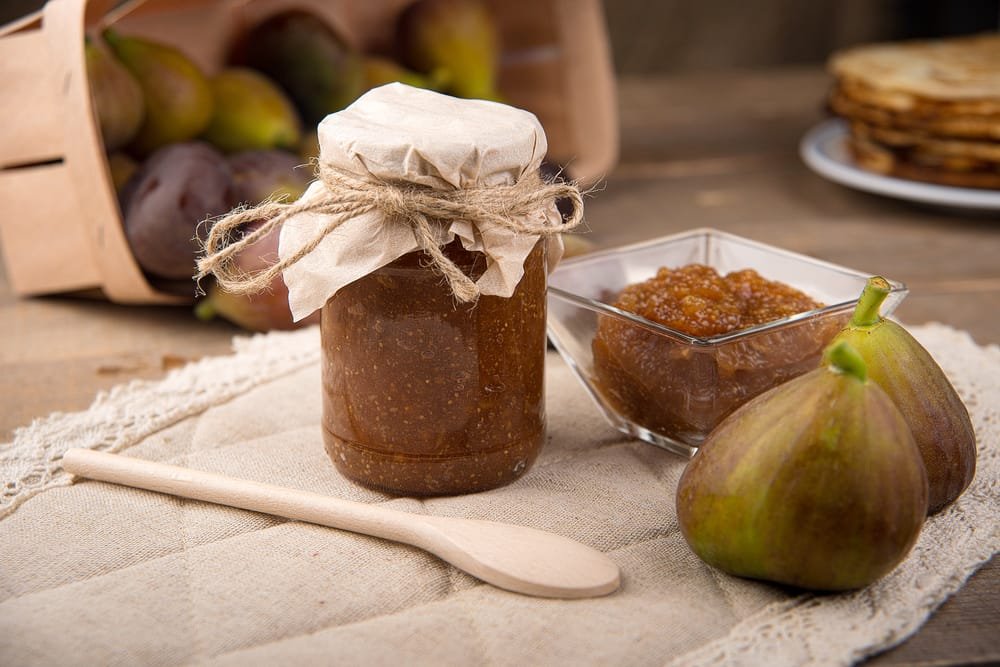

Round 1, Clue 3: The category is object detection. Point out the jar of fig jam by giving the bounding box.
[199,84,580,497]
[321,240,548,495]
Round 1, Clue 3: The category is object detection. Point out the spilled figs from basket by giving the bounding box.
[202,69,302,153]
[832,277,976,514]
[397,0,501,101]
[85,38,145,151]
[676,341,928,591]
[228,149,310,205]
[103,29,214,156]
[232,11,363,125]
[195,221,319,332]
[121,142,238,280]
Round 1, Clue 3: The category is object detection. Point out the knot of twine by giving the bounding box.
[196,162,585,303]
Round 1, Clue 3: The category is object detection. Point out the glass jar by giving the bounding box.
[320,240,548,495]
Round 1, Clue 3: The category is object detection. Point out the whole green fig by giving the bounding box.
[832,277,976,514]
[85,38,145,151]
[202,68,302,153]
[231,11,363,125]
[397,0,501,101]
[104,29,214,156]
[676,341,928,591]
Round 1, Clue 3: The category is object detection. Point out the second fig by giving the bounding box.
[831,277,977,514]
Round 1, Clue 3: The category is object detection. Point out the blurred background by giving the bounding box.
[4,0,999,72]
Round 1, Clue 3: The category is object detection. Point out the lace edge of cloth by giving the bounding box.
[0,327,321,520]
[666,323,1000,667]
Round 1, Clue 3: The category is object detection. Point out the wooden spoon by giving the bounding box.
[62,448,620,599]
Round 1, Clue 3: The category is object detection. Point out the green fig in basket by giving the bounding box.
[361,56,448,92]
[106,152,138,193]
[85,38,145,151]
[231,11,363,125]
[202,69,302,153]
[831,277,977,514]
[103,29,214,156]
[676,341,928,591]
[397,0,501,101]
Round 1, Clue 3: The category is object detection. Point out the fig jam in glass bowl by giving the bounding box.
[547,228,907,457]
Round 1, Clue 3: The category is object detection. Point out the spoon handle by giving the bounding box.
[62,448,428,544]
[62,448,620,599]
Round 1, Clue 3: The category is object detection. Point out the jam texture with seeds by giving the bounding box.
[593,264,844,443]
[321,241,547,495]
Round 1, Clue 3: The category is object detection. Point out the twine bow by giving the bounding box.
[196,162,585,303]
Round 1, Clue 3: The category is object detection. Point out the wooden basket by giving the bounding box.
[0,0,617,303]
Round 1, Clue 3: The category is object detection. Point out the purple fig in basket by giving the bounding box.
[121,142,238,280]
[676,341,928,591]
[831,277,977,514]
[228,149,311,205]
[195,221,319,332]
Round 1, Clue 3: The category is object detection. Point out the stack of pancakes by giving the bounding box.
[828,34,1000,189]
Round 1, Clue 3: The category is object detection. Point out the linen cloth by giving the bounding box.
[1,323,996,666]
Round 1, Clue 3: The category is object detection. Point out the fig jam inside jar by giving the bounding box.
[321,240,548,496]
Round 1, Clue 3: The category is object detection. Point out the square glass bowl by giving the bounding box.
[547,228,907,457]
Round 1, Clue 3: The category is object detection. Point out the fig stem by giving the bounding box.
[102,28,121,46]
[851,276,891,328]
[194,299,218,322]
[825,341,867,383]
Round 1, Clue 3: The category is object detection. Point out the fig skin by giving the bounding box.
[121,142,238,280]
[397,0,501,101]
[202,68,302,153]
[228,149,310,205]
[232,11,363,125]
[833,277,976,514]
[361,56,448,92]
[195,222,319,332]
[103,30,214,157]
[106,152,138,193]
[676,342,928,591]
[85,39,145,151]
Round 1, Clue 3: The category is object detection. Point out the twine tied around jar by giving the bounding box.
[196,162,585,303]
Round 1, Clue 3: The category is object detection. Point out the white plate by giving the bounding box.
[799,119,1000,211]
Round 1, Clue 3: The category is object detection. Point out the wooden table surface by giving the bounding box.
[2,67,998,665]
